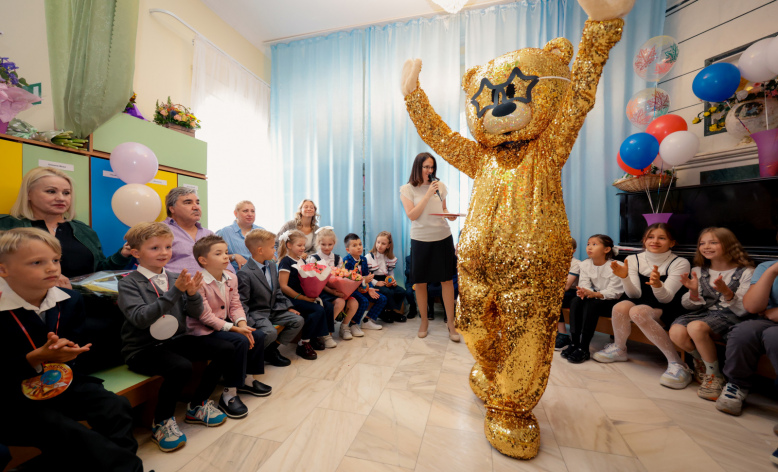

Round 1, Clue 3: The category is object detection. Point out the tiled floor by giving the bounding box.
[135,311,778,472]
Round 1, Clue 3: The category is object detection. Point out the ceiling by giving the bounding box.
[201,0,507,48]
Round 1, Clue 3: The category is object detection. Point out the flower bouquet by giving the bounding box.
[327,266,363,299]
[0,57,39,134]
[292,262,332,298]
[153,96,201,137]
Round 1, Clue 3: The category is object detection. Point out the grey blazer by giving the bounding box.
[238,258,294,328]
[117,270,204,362]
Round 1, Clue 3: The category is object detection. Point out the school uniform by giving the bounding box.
[189,270,267,388]
[568,259,624,351]
[621,251,690,326]
[278,255,331,339]
[308,252,344,305]
[0,279,141,472]
[118,268,235,422]
[343,253,388,323]
[366,252,406,313]
[559,257,581,323]
[237,257,304,350]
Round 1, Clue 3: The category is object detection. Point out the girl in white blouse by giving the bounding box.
[669,227,755,401]
[593,223,692,390]
[562,235,624,364]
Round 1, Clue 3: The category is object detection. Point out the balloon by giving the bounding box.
[633,35,679,82]
[645,114,688,144]
[111,184,162,227]
[653,154,666,169]
[626,88,670,129]
[658,131,699,167]
[724,97,778,142]
[617,153,649,176]
[620,133,660,170]
[768,36,778,75]
[110,142,159,185]
[692,63,741,103]
[738,38,777,83]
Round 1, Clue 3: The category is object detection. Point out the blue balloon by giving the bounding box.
[692,63,741,103]
[620,133,659,170]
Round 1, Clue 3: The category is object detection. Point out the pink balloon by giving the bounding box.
[110,142,159,184]
[111,184,162,226]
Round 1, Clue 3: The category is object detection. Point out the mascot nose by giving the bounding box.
[492,102,516,117]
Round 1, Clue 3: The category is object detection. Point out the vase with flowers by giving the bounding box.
[0,57,40,134]
[153,97,201,137]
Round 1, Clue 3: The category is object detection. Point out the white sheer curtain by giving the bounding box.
[191,36,281,231]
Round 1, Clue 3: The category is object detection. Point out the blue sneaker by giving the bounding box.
[151,417,186,452]
[185,399,227,427]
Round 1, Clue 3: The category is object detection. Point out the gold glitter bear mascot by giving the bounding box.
[401,0,634,460]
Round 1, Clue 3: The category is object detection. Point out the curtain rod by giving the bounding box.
[264,0,519,45]
[149,8,270,88]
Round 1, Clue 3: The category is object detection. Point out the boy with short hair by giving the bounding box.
[343,233,387,330]
[0,228,142,471]
[118,222,234,453]
[238,228,303,367]
[189,235,271,420]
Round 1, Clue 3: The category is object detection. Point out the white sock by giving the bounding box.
[222,387,237,402]
[299,339,310,346]
[704,360,721,377]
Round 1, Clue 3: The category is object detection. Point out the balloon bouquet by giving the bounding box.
[109,142,162,226]
[619,36,699,223]
[692,36,778,177]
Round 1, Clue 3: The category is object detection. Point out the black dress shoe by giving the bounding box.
[427,313,435,320]
[407,309,417,319]
[219,395,248,419]
[237,380,272,397]
[266,349,292,367]
[560,345,575,359]
[296,342,318,360]
[567,347,590,364]
[394,312,407,323]
[311,338,326,351]
[379,312,395,323]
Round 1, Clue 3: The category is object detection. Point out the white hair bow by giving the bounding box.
[278,230,293,242]
[315,226,334,234]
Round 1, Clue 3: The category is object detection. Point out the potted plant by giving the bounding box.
[153,97,201,137]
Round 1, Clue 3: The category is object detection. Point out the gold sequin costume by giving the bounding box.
[404,19,623,459]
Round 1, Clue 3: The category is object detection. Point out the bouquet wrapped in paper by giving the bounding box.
[326,266,363,299]
[70,270,134,300]
[292,262,332,298]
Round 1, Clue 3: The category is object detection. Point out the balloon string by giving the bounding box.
[643,174,656,214]
[661,168,675,214]
[766,92,770,131]
[736,115,752,135]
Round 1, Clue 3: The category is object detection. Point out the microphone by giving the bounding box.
[430,175,442,201]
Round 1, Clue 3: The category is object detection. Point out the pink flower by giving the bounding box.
[160,109,168,116]
[0,83,39,122]
[173,114,182,121]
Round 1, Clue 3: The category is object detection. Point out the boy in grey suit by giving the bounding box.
[238,229,303,367]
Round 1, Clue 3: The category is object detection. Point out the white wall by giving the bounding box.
[661,0,778,186]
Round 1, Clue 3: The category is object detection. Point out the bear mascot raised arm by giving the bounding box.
[400,0,634,460]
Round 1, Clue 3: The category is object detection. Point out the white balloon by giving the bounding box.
[768,36,778,75]
[659,131,700,167]
[739,38,777,82]
[111,184,162,227]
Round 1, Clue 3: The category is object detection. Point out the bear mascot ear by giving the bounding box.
[462,65,480,92]
[543,38,574,65]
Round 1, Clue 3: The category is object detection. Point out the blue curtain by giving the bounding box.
[365,14,461,280]
[270,31,364,254]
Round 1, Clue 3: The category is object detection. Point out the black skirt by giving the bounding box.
[410,235,456,284]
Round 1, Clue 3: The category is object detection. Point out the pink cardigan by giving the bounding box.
[187,271,247,336]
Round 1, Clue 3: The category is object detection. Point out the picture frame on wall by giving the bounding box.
[702,32,778,137]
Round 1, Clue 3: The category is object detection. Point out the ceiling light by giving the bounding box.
[431,0,468,14]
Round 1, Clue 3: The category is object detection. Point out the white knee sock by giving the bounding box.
[223,387,237,401]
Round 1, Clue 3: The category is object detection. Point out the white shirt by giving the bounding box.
[621,251,691,304]
[578,259,624,300]
[136,265,170,293]
[366,252,397,276]
[569,258,581,276]
[309,250,335,267]
[681,266,754,316]
[400,182,452,242]
[0,278,71,320]
[202,270,246,331]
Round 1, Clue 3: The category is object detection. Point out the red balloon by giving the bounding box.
[646,114,688,144]
[617,152,649,176]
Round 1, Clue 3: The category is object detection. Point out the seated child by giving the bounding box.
[307,227,361,339]
[562,235,623,364]
[366,231,407,323]
[0,228,143,472]
[118,222,233,453]
[188,235,272,419]
[238,229,304,367]
[343,233,387,330]
[277,230,332,359]
[670,227,754,401]
[556,237,579,351]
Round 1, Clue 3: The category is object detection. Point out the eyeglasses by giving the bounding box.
[422,166,435,170]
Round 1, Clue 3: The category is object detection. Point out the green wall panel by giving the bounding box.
[93,114,207,174]
[177,175,208,228]
[22,144,91,225]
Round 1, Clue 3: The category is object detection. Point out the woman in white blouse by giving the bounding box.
[593,223,692,389]
[669,227,754,400]
[561,235,624,364]
[400,152,459,342]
